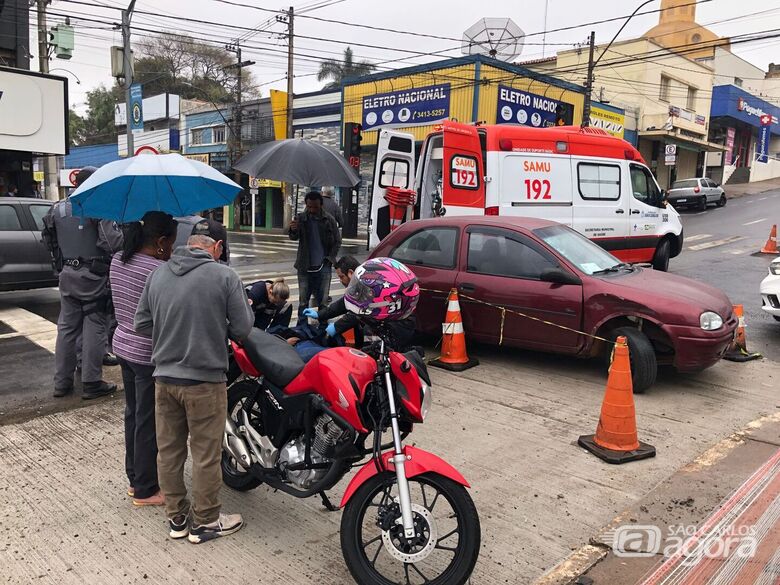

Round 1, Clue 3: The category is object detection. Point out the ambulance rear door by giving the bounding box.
[441,121,485,215]
[497,152,574,225]
[570,158,629,256]
[369,129,416,248]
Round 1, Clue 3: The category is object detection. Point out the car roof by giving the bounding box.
[399,215,560,231]
[0,197,52,204]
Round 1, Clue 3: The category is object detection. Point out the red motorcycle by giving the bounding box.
[223,325,481,584]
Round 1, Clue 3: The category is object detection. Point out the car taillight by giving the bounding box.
[485,206,499,216]
[694,186,700,193]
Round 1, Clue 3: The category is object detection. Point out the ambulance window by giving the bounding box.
[578,163,621,200]
[448,154,480,191]
[379,159,410,189]
[630,165,663,207]
[467,230,556,280]
[388,136,413,153]
[391,227,458,269]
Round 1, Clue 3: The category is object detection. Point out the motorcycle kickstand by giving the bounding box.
[319,491,340,512]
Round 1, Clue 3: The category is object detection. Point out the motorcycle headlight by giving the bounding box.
[700,311,723,331]
[770,263,780,276]
[420,382,432,421]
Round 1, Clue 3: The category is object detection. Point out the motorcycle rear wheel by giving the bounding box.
[340,471,480,585]
[221,380,263,491]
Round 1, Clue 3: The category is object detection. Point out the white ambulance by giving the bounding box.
[369,121,683,270]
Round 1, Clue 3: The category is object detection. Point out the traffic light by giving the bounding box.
[555,103,574,126]
[343,122,362,168]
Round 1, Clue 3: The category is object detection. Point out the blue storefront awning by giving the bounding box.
[711,85,780,135]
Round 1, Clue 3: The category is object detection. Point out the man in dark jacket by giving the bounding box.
[288,191,341,322]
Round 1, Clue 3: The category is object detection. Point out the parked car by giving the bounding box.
[760,257,780,322]
[0,197,58,291]
[372,216,737,392]
[666,178,726,210]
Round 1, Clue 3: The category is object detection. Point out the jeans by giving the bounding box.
[155,381,227,525]
[297,265,332,322]
[120,358,158,499]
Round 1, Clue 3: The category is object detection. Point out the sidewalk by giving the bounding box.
[724,176,780,198]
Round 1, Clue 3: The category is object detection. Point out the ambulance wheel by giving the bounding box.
[607,327,657,393]
[651,239,670,272]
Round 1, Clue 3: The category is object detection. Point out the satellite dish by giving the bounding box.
[462,17,524,61]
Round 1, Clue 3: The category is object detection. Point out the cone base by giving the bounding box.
[578,434,656,465]
[723,350,763,362]
[429,357,479,372]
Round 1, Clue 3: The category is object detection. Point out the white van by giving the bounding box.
[369,121,683,270]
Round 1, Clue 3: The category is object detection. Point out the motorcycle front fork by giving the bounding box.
[381,346,416,539]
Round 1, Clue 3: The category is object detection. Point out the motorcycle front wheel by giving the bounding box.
[340,472,480,585]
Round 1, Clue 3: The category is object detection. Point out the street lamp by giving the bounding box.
[48,68,81,84]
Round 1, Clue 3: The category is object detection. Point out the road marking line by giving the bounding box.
[747,200,757,204]
[688,236,745,251]
[758,197,768,201]
[686,234,712,242]
[0,307,57,353]
[743,218,767,226]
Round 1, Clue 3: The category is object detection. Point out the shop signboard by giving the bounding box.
[361,83,450,131]
[496,85,572,128]
[725,127,736,165]
[129,83,144,133]
[184,153,210,164]
[758,114,772,163]
[590,105,625,139]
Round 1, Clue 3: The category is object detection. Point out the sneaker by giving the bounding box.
[53,386,73,398]
[127,487,134,497]
[133,491,165,507]
[82,381,117,400]
[169,514,190,540]
[188,513,244,544]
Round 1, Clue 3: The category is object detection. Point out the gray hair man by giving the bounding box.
[321,186,343,229]
[134,233,253,544]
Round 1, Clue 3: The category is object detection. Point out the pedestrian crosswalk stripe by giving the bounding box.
[688,236,744,251]
[0,307,57,354]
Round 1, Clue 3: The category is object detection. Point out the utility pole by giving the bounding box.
[582,31,596,128]
[36,0,59,201]
[279,6,294,226]
[121,0,137,156]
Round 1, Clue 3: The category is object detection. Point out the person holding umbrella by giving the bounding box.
[288,191,341,323]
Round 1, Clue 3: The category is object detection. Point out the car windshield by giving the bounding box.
[672,179,699,189]
[534,224,623,275]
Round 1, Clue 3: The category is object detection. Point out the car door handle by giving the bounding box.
[459,283,476,293]
[630,210,641,215]
[615,209,625,214]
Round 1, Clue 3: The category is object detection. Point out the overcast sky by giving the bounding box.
[34,0,780,113]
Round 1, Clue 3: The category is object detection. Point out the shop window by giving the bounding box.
[577,163,621,201]
[734,77,743,87]
[687,87,697,111]
[659,76,671,102]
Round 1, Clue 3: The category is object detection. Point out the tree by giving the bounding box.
[132,33,257,103]
[317,47,376,90]
[68,109,86,146]
[70,86,118,146]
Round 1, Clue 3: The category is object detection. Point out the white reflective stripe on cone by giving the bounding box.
[448,300,461,312]
[442,322,464,334]
[738,316,746,327]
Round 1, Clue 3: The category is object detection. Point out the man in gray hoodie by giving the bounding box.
[135,234,253,544]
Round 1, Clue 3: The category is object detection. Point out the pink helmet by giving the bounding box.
[344,257,420,321]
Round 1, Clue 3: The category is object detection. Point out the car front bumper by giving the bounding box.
[760,272,780,317]
[664,317,738,372]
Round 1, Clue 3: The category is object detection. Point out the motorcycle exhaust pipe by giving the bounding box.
[223,417,252,469]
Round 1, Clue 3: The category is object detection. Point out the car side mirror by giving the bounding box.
[661,189,667,201]
[540,267,581,286]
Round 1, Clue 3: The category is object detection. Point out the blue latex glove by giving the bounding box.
[302,308,319,319]
[325,323,337,337]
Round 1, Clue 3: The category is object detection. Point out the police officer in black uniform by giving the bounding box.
[43,167,124,399]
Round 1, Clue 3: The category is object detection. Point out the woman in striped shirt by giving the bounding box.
[110,212,177,507]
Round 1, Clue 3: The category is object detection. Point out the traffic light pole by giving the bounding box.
[284,5,295,227]
[582,31,595,128]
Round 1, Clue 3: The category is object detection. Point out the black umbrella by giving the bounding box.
[233,138,360,187]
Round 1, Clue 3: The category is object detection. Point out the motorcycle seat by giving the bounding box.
[240,328,305,387]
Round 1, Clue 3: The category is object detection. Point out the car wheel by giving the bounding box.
[607,327,657,393]
[698,196,708,211]
[717,194,727,207]
[651,239,670,272]
[774,316,780,322]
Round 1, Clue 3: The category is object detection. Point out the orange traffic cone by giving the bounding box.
[429,289,479,372]
[760,224,778,254]
[723,304,762,362]
[578,336,656,464]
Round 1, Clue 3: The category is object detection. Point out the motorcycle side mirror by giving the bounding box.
[540,267,582,286]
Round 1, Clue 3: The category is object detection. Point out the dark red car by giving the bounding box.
[371,217,737,392]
